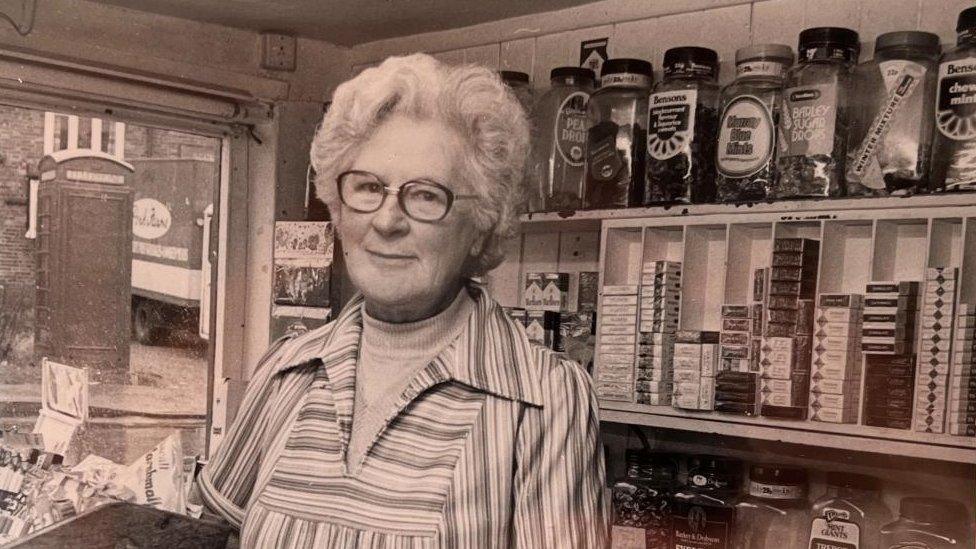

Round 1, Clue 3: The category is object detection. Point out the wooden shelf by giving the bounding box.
[519,193,976,232]
[600,401,976,464]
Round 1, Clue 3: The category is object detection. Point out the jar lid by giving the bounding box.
[875,31,940,55]
[735,43,794,65]
[826,471,880,491]
[499,70,530,85]
[663,46,719,79]
[749,464,807,486]
[687,455,742,489]
[601,58,653,79]
[958,7,976,32]
[900,497,969,524]
[624,449,678,480]
[550,66,596,83]
[798,27,860,50]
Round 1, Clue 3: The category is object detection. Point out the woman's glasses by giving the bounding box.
[337,170,477,222]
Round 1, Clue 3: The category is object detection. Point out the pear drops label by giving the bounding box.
[555,91,590,166]
[717,95,775,177]
[648,89,697,161]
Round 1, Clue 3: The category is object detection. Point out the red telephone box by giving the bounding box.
[33,151,135,379]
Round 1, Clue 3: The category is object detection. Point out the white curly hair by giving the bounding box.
[309,53,530,276]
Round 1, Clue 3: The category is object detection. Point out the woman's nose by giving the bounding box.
[369,192,410,234]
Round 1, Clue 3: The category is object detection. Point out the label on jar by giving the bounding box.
[555,91,590,166]
[747,479,804,500]
[610,525,646,548]
[847,61,925,188]
[587,122,625,183]
[808,508,860,549]
[936,57,976,141]
[782,84,837,158]
[717,95,775,177]
[648,89,697,161]
[671,502,734,549]
[735,60,788,79]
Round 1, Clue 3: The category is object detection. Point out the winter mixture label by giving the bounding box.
[555,91,589,166]
[717,95,775,177]
[648,89,697,161]
[782,84,837,157]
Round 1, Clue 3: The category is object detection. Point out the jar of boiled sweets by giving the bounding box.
[670,455,742,549]
[931,7,976,192]
[880,497,974,549]
[716,44,794,202]
[734,464,809,549]
[645,47,720,204]
[808,472,892,549]
[774,27,859,198]
[527,67,596,212]
[847,31,940,196]
[584,58,653,209]
[610,449,677,549]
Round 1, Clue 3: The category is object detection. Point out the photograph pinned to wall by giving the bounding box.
[270,304,332,340]
[272,221,334,307]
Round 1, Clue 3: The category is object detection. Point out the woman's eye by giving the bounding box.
[357,181,384,194]
[414,190,439,202]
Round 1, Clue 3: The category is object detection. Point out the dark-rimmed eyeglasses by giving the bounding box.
[337,170,477,222]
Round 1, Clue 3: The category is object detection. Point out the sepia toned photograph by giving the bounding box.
[0,0,974,547]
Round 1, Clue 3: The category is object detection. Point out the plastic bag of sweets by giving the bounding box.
[931,7,976,192]
[584,58,653,209]
[847,32,940,196]
[774,27,859,199]
[645,47,720,204]
[716,44,794,202]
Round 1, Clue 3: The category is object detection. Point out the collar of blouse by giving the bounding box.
[267,285,546,408]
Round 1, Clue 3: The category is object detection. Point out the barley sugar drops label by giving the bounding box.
[717,96,775,177]
[782,85,837,158]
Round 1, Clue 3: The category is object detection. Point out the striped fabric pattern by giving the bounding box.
[198,286,608,548]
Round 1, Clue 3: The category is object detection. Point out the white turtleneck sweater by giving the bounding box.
[347,288,475,470]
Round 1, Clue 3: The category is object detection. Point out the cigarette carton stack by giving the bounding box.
[861,281,919,430]
[915,268,958,433]
[863,354,916,429]
[635,261,681,405]
[809,294,864,423]
[594,283,639,402]
[760,238,819,421]
[524,272,569,311]
[525,310,561,350]
[716,305,760,415]
[672,331,719,411]
[861,281,919,355]
[949,303,976,436]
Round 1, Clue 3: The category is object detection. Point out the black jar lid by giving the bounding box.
[601,58,653,78]
[825,471,880,491]
[958,7,976,32]
[663,46,719,79]
[625,449,678,481]
[749,464,807,487]
[687,455,742,489]
[799,27,860,50]
[875,31,940,55]
[499,70,530,84]
[899,497,969,524]
[550,66,596,83]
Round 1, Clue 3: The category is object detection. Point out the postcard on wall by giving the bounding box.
[270,304,332,340]
[273,221,333,307]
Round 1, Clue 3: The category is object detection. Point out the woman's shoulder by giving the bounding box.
[251,318,342,381]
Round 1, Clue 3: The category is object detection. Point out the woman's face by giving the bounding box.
[336,114,485,323]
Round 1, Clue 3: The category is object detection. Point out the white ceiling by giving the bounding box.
[88,0,598,47]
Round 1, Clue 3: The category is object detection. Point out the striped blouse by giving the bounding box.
[197,286,609,548]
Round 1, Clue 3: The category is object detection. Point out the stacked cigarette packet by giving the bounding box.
[594,283,640,402]
[809,293,864,423]
[672,330,719,411]
[635,261,681,405]
[915,268,957,433]
[861,280,920,429]
[760,237,819,421]
[716,304,760,415]
[949,303,976,436]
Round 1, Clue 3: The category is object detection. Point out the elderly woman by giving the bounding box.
[197,53,608,547]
